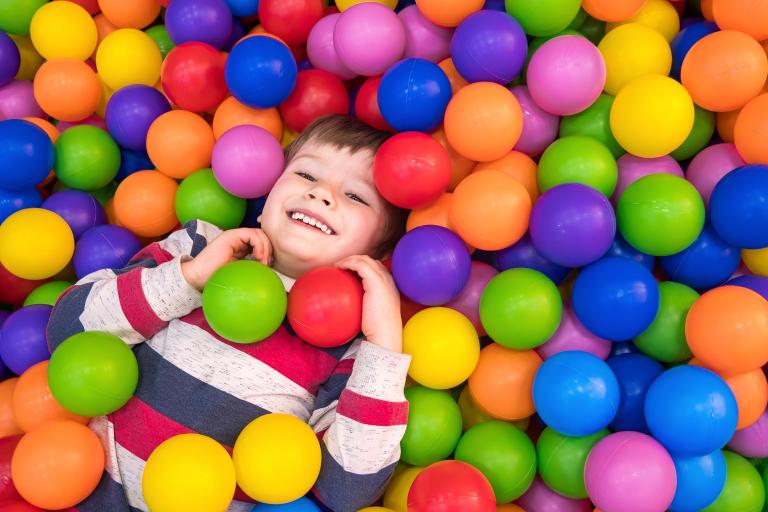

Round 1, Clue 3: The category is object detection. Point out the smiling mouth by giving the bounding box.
[287,211,337,235]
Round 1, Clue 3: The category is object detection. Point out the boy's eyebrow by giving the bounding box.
[291,154,321,165]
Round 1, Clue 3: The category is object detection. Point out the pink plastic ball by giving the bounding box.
[611,154,684,204]
[57,114,108,133]
[444,261,497,336]
[536,302,612,360]
[728,408,768,458]
[211,125,285,198]
[333,2,406,76]
[306,14,357,81]
[511,85,560,157]
[398,5,452,63]
[527,35,606,116]
[585,432,677,512]
[515,477,592,512]
[0,80,43,120]
[686,143,746,208]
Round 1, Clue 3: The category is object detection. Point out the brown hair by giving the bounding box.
[284,115,408,259]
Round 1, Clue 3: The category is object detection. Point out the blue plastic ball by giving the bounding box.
[251,497,321,512]
[645,366,738,456]
[0,119,55,190]
[226,0,259,17]
[225,35,298,108]
[0,187,42,224]
[608,340,640,357]
[607,233,655,271]
[606,353,664,433]
[710,165,768,249]
[669,451,727,512]
[572,257,660,341]
[378,58,452,133]
[494,233,570,284]
[117,148,154,182]
[532,350,620,436]
[670,21,718,80]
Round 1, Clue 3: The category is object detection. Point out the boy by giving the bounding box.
[47,116,412,512]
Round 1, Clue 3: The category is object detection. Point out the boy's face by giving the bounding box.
[260,141,389,277]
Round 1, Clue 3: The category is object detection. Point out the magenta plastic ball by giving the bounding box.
[444,261,497,336]
[527,35,606,116]
[515,477,592,512]
[0,80,43,120]
[398,5,452,64]
[612,154,684,204]
[57,114,108,133]
[536,302,612,360]
[511,85,559,157]
[212,125,284,198]
[306,14,357,80]
[686,143,746,208]
[585,432,677,512]
[333,2,406,76]
[727,409,768,458]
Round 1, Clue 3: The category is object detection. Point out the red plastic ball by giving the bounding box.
[374,132,451,209]
[408,460,496,512]
[287,267,364,348]
[0,264,48,307]
[355,76,392,132]
[0,435,22,503]
[279,70,350,132]
[161,42,228,113]
[0,501,44,512]
[258,0,325,46]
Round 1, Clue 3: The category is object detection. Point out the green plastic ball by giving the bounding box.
[0,0,46,35]
[454,420,537,503]
[505,0,581,37]
[579,15,606,45]
[48,331,139,416]
[560,94,625,158]
[23,280,72,306]
[634,281,698,363]
[175,169,246,230]
[538,136,618,197]
[568,8,589,29]
[703,451,765,512]
[55,126,121,191]
[202,260,287,343]
[617,174,705,256]
[536,427,609,499]
[145,25,175,58]
[400,386,463,466]
[479,268,562,350]
[670,105,716,161]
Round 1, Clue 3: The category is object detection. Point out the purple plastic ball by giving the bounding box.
[0,32,20,88]
[0,304,52,375]
[392,225,471,306]
[450,10,527,85]
[495,233,570,284]
[306,14,356,80]
[0,80,43,120]
[166,0,234,49]
[399,5,452,63]
[612,154,684,205]
[42,190,107,240]
[728,274,768,300]
[106,85,171,151]
[515,477,592,512]
[73,225,142,279]
[536,302,612,360]
[727,409,768,458]
[530,183,617,268]
[511,85,559,157]
[0,310,10,378]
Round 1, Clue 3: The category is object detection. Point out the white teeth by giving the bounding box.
[290,212,334,235]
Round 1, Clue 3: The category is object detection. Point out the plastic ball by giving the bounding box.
[618,174,704,256]
[0,209,73,281]
[538,136,617,197]
[584,432,677,512]
[226,36,297,109]
[495,233,570,285]
[143,433,236,512]
[54,125,120,191]
[537,427,608,499]
[145,24,176,57]
[213,97,283,141]
[704,451,765,512]
[669,451,727,512]
[41,190,105,242]
[509,85,559,157]
[98,0,162,29]
[73,224,141,278]
[444,82,523,162]
[527,35,606,116]
[686,144,745,208]
[384,465,424,512]
[161,42,228,113]
[610,74,694,158]
[735,94,768,165]
[713,0,768,45]
[212,125,284,199]
[0,0,46,36]
[515,476,591,512]
[438,57,468,96]
[612,154,684,204]
[23,280,71,306]
[444,261,497,337]
[408,460,496,512]
[633,281,698,363]
[333,3,405,76]
[279,69,349,132]
[32,59,101,122]
[29,1,96,60]
[113,170,179,237]
[175,168,246,230]
[403,307,480,389]
[406,192,455,232]
[728,275,768,301]
[743,246,768,277]
[728,409,768,458]
[147,110,214,180]
[399,5,451,63]
[400,385,462,466]
[606,0,680,42]
[582,0,645,22]
[606,353,664,433]
[711,165,768,249]
[0,188,41,224]
[224,0,259,16]
[355,76,391,131]
[599,23,671,97]
[0,80,44,120]
[105,84,170,151]
[116,147,152,182]
[2,500,46,512]
[20,116,58,142]
[505,0,581,37]
[96,28,163,90]
[0,305,52,376]
[251,498,322,512]
[0,378,21,436]
[0,119,53,190]
[258,0,323,46]
[0,262,47,307]
[305,14,356,81]
[670,20,718,80]
[0,432,22,501]
[165,0,232,49]
[671,106,715,162]
[432,127,477,191]
[536,302,611,360]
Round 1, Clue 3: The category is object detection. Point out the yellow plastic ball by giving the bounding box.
[598,22,672,96]
[0,208,74,280]
[383,464,424,512]
[610,74,694,158]
[336,0,397,11]
[141,433,237,512]
[232,413,321,504]
[403,307,480,390]
[29,1,97,60]
[358,508,396,512]
[9,35,42,81]
[743,247,768,276]
[606,0,681,42]
[96,28,162,91]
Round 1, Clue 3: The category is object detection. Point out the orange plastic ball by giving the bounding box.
[444,82,523,162]
[700,0,714,20]
[0,378,22,438]
[716,109,739,143]
[113,170,179,237]
[93,13,119,45]
[22,117,59,142]
[497,505,527,512]
[146,110,215,179]
[713,0,768,42]
[414,0,484,27]
[438,58,468,96]
[468,343,542,421]
[582,0,646,22]
[213,96,283,140]
[407,193,454,232]
[33,59,101,122]
[98,0,162,28]
[735,93,768,164]
[431,127,476,191]
[686,285,768,375]
[450,170,531,251]
[474,150,539,202]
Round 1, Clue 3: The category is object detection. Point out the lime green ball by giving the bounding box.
[538,136,618,197]
[0,0,46,35]
[537,427,609,499]
[479,268,562,350]
[454,420,537,503]
[670,105,716,161]
[579,15,606,45]
[55,126,121,191]
[617,174,705,256]
[202,260,287,343]
[703,451,765,512]
[560,94,625,158]
[145,25,175,58]
[400,386,462,466]
[175,169,246,230]
[634,281,698,363]
[48,331,139,416]
[505,0,581,37]
[23,280,72,306]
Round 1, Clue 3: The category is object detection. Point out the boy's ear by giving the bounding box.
[256,215,263,224]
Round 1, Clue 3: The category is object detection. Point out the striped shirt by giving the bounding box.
[46,220,411,512]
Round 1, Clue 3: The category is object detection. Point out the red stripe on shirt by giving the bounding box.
[117,269,166,340]
[113,397,195,461]
[130,242,174,265]
[336,389,408,427]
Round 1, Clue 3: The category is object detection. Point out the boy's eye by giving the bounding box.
[346,193,369,206]
[296,171,316,181]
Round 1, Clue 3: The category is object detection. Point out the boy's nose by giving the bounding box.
[306,191,333,207]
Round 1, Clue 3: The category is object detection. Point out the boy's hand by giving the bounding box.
[181,228,273,291]
[336,255,403,354]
